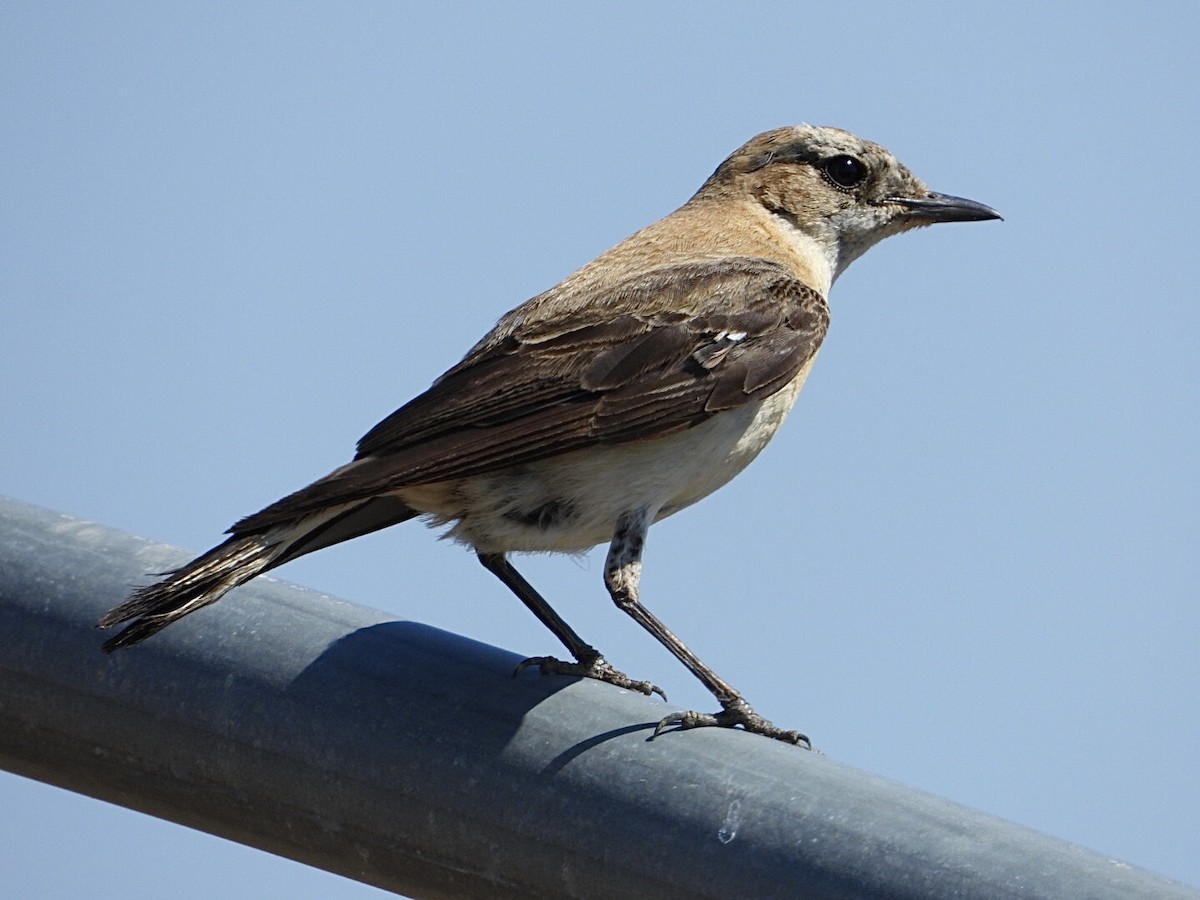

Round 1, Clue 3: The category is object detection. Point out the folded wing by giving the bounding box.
[232,258,829,535]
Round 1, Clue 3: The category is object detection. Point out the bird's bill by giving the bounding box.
[888,191,1002,223]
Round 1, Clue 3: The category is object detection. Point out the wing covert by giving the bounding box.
[233,258,827,533]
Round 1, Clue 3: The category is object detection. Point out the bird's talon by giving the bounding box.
[653,710,704,737]
[515,653,664,699]
[652,701,812,749]
[512,655,554,678]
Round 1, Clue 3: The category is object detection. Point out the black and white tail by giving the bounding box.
[98,493,418,652]
[98,533,282,651]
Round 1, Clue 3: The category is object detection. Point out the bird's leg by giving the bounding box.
[476,551,664,699]
[604,510,811,748]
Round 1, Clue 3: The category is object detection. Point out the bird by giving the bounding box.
[99,124,1000,747]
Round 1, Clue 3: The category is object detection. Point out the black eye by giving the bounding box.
[822,155,867,189]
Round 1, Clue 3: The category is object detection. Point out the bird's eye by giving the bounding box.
[821,155,867,189]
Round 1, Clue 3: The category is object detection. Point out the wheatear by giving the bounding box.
[100,125,999,746]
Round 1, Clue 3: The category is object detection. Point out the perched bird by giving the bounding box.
[100,125,1000,746]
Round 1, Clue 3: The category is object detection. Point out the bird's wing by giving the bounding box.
[231,258,827,533]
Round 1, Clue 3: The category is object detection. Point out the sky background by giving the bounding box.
[2,2,1198,896]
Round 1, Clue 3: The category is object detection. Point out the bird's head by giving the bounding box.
[697,125,1001,283]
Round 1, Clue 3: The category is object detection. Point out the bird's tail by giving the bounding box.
[98,532,281,652]
[98,492,419,652]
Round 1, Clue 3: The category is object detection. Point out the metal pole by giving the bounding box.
[0,495,1194,900]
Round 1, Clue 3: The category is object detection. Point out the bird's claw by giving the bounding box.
[653,699,812,749]
[514,654,667,701]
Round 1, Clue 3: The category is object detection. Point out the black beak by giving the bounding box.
[887,191,1002,223]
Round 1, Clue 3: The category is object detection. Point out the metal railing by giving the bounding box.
[0,496,1193,899]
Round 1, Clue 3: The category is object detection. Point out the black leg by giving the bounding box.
[477,551,664,699]
[603,510,811,748]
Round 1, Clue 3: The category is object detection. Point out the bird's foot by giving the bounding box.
[653,697,812,749]
[515,653,666,700]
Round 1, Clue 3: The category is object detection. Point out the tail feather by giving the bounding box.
[99,534,279,652]
[98,496,419,652]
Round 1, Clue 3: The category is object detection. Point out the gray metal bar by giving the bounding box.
[0,495,1194,900]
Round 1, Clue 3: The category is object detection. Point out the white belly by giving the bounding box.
[399,361,814,554]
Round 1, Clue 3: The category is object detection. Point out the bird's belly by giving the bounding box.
[400,365,812,554]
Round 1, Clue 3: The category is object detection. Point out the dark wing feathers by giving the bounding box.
[580,324,696,391]
[231,258,827,535]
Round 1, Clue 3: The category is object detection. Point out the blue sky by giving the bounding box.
[2,3,1198,896]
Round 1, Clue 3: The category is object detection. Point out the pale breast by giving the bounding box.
[401,360,816,554]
